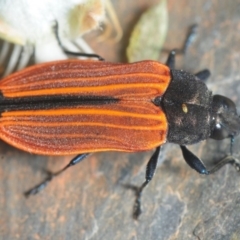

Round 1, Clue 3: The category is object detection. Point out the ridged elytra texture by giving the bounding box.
[0,59,171,155]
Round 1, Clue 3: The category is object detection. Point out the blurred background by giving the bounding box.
[1,0,240,239]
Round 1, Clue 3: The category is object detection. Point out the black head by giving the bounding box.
[210,95,240,140]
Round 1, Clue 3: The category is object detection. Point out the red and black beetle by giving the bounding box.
[0,38,240,218]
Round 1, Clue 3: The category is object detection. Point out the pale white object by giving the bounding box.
[0,0,105,45]
[0,0,105,64]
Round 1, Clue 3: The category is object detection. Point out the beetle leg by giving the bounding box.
[182,24,198,54]
[181,145,240,175]
[133,146,161,219]
[194,69,211,81]
[207,156,240,174]
[59,49,104,61]
[166,24,199,69]
[25,153,89,196]
[165,50,176,69]
[180,146,209,174]
[53,21,104,61]
[207,137,240,173]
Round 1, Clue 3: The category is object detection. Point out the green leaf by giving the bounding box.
[127,0,168,62]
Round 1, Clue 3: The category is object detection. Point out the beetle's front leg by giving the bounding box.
[208,156,240,174]
[180,146,208,174]
[180,145,240,174]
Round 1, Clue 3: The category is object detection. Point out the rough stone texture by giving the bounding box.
[1,0,240,239]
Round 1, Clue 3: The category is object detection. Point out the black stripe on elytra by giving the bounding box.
[0,94,119,112]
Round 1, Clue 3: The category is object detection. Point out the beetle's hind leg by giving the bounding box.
[25,153,89,196]
[128,146,161,219]
[53,21,104,61]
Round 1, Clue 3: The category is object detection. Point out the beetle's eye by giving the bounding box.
[210,95,240,140]
[215,95,236,111]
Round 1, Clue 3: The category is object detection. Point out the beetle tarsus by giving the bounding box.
[230,136,235,156]
[233,160,240,171]
[182,24,198,54]
[25,175,53,196]
[132,180,149,219]
[133,187,143,219]
[61,51,105,61]
[208,155,240,174]
[25,153,89,196]
[133,202,142,220]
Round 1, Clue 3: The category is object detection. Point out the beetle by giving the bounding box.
[1,44,240,218]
